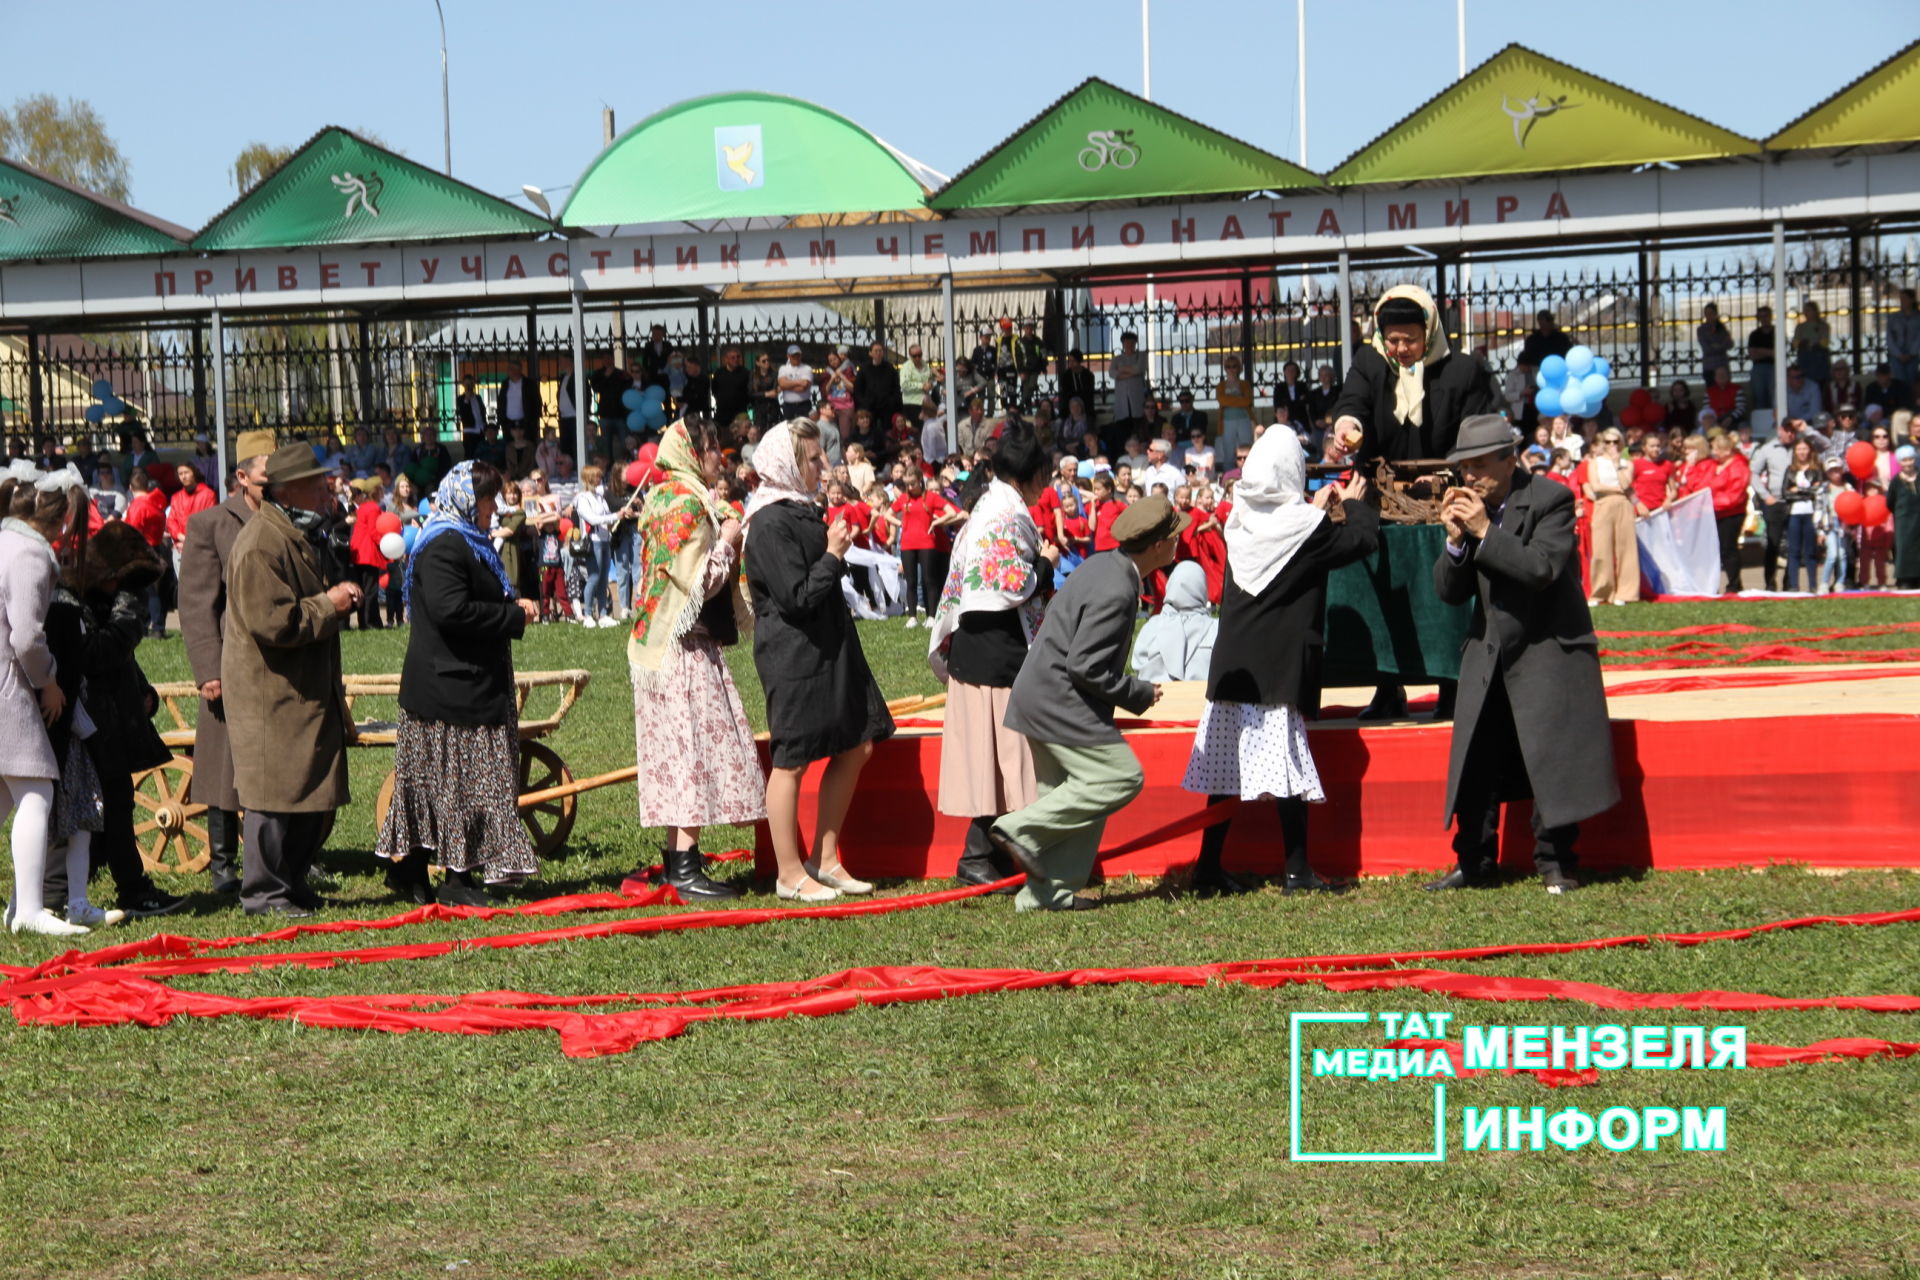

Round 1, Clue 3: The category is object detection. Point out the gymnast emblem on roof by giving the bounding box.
[0,195,17,227]
[1500,92,1579,148]
[330,171,384,219]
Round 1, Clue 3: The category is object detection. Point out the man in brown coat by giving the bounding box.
[223,444,361,917]
[177,429,274,895]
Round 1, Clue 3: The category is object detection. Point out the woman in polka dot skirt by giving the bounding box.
[1181,430,1377,895]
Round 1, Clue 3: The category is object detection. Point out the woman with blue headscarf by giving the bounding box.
[375,461,542,906]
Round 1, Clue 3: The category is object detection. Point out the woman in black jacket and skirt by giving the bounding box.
[376,461,542,906]
[743,418,894,902]
[1182,430,1377,894]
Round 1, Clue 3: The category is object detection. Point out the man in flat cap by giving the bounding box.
[1429,415,1618,894]
[990,495,1185,912]
[223,443,362,917]
[177,428,277,895]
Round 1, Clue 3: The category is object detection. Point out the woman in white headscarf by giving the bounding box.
[1180,430,1377,895]
[743,418,894,902]
[1129,560,1215,680]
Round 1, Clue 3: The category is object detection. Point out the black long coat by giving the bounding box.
[743,499,894,768]
[1206,500,1379,716]
[398,533,526,728]
[1433,470,1619,829]
[1331,346,1499,463]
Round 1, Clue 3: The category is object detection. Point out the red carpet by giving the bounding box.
[762,715,1920,880]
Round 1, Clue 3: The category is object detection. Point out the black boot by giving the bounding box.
[663,845,740,900]
[1277,799,1346,894]
[437,869,503,908]
[955,817,1018,893]
[207,808,242,895]
[1358,683,1409,721]
[1192,796,1250,895]
[1430,680,1457,723]
[383,848,435,905]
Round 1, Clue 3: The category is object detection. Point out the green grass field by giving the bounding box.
[2,598,1917,1279]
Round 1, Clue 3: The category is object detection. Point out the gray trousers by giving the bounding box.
[241,809,331,912]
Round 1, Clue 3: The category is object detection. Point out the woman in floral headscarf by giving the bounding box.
[623,417,761,900]
[377,461,542,907]
[924,426,1058,889]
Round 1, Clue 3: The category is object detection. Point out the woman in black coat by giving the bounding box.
[376,461,542,906]
[743,418,894,902]
[1330,285,1499,465]
[1181,430,1378,895]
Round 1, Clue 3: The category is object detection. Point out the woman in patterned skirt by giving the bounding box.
[376,461,542,907]
[1180,430,1376,896]
[623,417,764,900]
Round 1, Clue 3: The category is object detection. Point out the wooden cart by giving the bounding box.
[133,669,592,876]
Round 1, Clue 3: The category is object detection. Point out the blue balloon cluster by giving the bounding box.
[1534,346,1611,419]
[625,382,668,433]
[82,378,130,424]
[402,524,419,553]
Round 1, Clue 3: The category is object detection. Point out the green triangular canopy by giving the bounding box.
[933,78,1319,210]
[1768,39,1920,151]
[561,92,937,227]
[0,158,191,261]
[192,127,551,251]
[1328,45,1757,185]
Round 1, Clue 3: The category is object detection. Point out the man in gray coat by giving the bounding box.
[990,497,1185,911]
[1428,416,1619,894]
[177,429,275,895]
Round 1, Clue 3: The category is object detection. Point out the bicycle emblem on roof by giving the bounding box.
[1078,130,1141,172]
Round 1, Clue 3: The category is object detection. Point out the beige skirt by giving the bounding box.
[937,680,1038,818]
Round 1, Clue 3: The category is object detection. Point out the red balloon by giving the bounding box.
[624,460,649,488]
[1834,491,1866,525]
[558,517,575,538]
[145,462,181,494]
[374,511,403,536]
[636,442,659,466]
[1863,493,1890,525]
[378,573,389,590]
[1629,387,1654,406]
[1846,441,1878,481]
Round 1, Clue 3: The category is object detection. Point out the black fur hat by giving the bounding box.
[75,521,164,595]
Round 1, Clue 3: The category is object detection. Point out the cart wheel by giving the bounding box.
[131,755,212,876]
[518,740,576,858]
[374,769,397,842]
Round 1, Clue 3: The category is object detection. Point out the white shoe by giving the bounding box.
[806,860,874,895]
[903,615,919,629]
[66,903,126,928]
[599,616,619,628]
[10,908,89,937]
[775,877,840,903]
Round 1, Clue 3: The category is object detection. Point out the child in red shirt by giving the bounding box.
[348,478,389,630]
[891,472,958,626]
[1090,474,1126,552]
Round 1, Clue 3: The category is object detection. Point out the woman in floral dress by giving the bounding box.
[624,417,762,900]
[924,426,1058,888]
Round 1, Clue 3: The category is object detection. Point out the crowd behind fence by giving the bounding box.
[3,233,1916,450]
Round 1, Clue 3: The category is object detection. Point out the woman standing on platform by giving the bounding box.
[744,419,893,902]
[622,418,762,900]
[376,462,541,907]
[925,427,1057,890]
[1181,430,1375,895]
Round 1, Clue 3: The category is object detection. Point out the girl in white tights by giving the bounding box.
[1,465,89,937]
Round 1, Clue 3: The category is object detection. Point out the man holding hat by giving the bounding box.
[223,443,362,917]
[989,495,1185,911]
[1428,415,1618,894]
[177,429,276,895]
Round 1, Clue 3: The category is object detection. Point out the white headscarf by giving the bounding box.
[1130,561,1217,681]
[741,420,817,539]
[1224,428,1325,597]
[1370,283,1449,429]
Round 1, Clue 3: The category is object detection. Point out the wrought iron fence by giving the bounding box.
[3,230,1915,451]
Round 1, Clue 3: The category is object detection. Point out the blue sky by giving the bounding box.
[6,0,1915,228]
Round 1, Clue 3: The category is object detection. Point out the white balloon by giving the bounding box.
[378,532,406,560]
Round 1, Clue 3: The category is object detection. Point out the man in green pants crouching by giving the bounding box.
[990,496,1185,911]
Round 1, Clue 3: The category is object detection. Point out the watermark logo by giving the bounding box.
[715,125,763,191]
[1289,1011,1739,1162]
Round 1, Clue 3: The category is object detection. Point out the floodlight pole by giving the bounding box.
[942,273,958,455]
[1142,0,1159,393]
[211,308,229,499]
[434,0,451,175]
